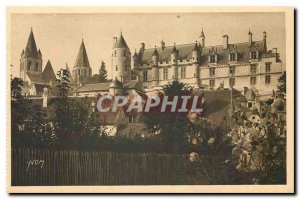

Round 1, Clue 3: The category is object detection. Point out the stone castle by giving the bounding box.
[19,28,283,99]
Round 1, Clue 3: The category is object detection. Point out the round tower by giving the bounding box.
[199,28,205,47]
[192,42,200,79]
[112,32,131,82]
[171,43,178,80]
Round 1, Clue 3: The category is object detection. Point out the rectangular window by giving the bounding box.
[250,65,257,74]
[27,61,32,70]
[35,63,38,71]
[181,67,186,78]
[116,65,118,71]
[265,75,271,84]
[229,78,235,87]
[124,50,126,56]
[209,68,215,77]
[250,76,256,85]
[229,53,236,61]
[250,51,257,59]
[265,62,271,72]
[143,71,148,82]
[210,55,216,63]
[163,69,168,80]
[114,50,117,57]
[229,66,235,76]
[209,79,215,88]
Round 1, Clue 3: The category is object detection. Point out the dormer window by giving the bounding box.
[250,51,258,59]
[229,53,237,61]
[209,55,217,63]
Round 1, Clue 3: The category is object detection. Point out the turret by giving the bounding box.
[192,42,199,63]
[192,42,200,79]
[199,28,205,47]
[111,32,131,82]
[171,43,178,80]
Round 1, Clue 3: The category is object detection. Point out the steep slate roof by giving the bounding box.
[138,40,265,65]
[42,60,56,83]
[24,29,39,58]
[26,72,44,83]
[113,32,129,49]
[193,89,231,127]
[74,39,91,68]
[123,80,144,92]
[74,82,111,93]
[109,78,123,88]
[232,88,247,102]
[245,89,256,101]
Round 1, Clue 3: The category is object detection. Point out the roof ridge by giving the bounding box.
[142,40,264,51]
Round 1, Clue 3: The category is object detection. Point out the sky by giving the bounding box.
[9,12,286,78]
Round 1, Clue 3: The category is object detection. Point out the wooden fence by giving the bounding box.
[11,148,191,185]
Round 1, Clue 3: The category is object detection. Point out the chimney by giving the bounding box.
[113,37,117,44]
[263,31,267,52]
[223,35,229,50]
[243,87,249,96]
[248,30,253,47]
[140,43,145,52]
[161,40,165,50]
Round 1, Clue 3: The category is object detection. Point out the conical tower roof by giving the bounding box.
[42,60,56,83]
[24,28,39,58]
[65,63,74,81]
[200,28,205,37]
[74,39,91,68]
[113,32,129,49]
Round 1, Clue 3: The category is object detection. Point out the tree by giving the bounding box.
[11,77,31,148]
[98,61,108,82]
[53,69,73,146]
[277,71,286,94]
[144,81,193,152]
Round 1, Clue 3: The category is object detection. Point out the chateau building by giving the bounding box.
[18,29,283,100]
[132,29,283,98]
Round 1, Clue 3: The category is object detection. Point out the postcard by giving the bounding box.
[6,7,294,193]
